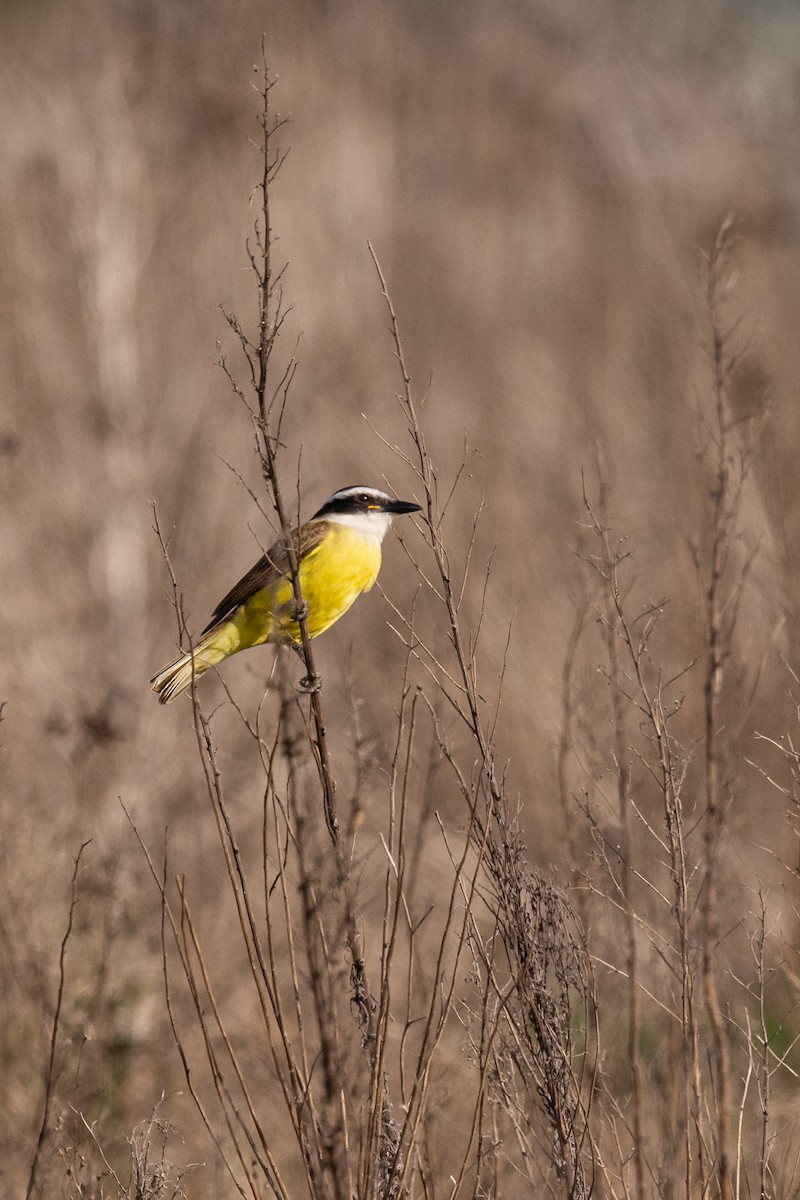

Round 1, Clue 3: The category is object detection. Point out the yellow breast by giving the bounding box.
[209,525,383,660]
[275,524,383,641]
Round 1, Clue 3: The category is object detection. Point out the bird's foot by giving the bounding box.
[299,673,322,694]
[293,600,310,622]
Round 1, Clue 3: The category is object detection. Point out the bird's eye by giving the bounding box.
[358,493,371,504]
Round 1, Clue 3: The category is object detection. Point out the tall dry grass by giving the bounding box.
[3,1,800,1197]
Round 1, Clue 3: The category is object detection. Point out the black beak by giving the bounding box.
[383,498,422,515]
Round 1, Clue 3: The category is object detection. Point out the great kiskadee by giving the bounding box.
[150,485,421,703]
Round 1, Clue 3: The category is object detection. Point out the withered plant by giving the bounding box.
[133,56,599,1200]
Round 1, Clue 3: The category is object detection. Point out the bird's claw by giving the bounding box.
[299,673,322,694]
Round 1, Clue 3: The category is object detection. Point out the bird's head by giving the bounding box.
[313,486,421,541]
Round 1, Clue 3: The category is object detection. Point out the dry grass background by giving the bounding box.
[4,0,800,1196]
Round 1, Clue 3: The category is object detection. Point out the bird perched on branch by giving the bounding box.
[150,485,421,704]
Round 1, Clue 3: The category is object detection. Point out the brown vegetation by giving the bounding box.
[4,2,800,1197]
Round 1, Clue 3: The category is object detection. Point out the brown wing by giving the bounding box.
[201,519,332,634]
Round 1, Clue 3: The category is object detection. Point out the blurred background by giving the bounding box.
[3,0,800,1193]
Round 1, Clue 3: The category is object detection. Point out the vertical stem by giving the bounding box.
[594,465,646,1198]
[251,50,338,841]
[702,227,734,1200]
[252,60,379,1077]
[755,896,770,1200]
[605,625,646,1198]
[26,843,90,1200]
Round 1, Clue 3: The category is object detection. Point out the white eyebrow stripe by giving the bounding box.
[327,486,389,504]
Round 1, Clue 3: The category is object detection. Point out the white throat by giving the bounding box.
[326,509,394,542]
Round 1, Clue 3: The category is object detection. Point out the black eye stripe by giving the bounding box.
[313,490,388,518]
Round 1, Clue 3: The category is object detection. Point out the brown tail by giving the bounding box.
[150,635,220,704]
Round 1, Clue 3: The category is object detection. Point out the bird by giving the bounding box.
[150,485,421,704]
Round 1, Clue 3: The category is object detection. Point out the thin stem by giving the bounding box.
[26,842,90,1200]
